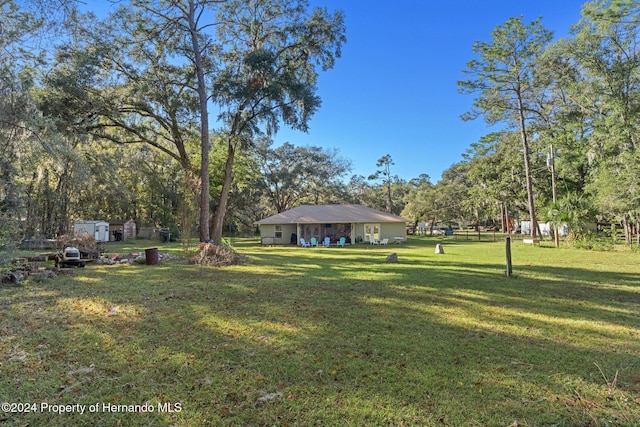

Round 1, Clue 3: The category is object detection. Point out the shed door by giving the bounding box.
[97,225,107,242]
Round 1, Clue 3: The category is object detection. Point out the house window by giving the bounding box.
[274,225,283,239]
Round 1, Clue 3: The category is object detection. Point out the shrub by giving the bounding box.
[571,231,614,251]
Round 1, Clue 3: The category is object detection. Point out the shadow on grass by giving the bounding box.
[1,240,639,426]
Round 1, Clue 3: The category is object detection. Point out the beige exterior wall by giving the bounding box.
[380,222,407,241]
[259,224,297,245]
[341,222,407,243]
[352,223,365,243]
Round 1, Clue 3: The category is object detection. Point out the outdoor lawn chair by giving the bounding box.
[310,237,318,247]
[336,237,346,247]
[322,237,330,247]
[380,238,389,245]
[300,238,310,247]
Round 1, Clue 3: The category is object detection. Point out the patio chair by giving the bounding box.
[322,236,330,247]
[336,237,346,247]
[310,237,318,247]
[300,238,310,247]
[380,238,389,245]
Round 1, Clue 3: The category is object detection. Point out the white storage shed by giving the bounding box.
[73,220,110,242]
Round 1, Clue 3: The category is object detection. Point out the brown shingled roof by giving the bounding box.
[255,204,409,225]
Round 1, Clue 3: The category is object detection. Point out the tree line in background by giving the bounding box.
[408,0,640,246]
[1,0,639,252]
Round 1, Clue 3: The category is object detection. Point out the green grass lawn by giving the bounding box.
[1,237,639,426]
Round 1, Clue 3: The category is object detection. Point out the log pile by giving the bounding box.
[1,271,27,285]
[191,242,243,266]
[3,253,76,285]
[0,268,65,285]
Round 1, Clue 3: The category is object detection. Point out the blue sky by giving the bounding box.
[81,0,588,183]
[274,0,589,183]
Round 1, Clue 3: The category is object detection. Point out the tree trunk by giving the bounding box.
[24,172,37,238]
[517,94,537,239]
[211,140,235,245]
[550,144,559,247]
[188,0,211,242]
[54,160,72,236]
[623,219,632,245]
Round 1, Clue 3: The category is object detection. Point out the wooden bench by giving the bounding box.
[523,238,540,245]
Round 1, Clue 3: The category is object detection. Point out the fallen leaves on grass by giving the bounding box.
[67,364,96,378]
[6,348,29,362]
[255,392,282,405]
[58,364,97,395]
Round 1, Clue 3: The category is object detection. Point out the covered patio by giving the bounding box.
[298,223,352,245]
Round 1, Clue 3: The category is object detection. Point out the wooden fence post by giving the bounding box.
[505,237,512,277]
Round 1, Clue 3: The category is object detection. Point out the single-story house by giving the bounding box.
[255,204,410,245]
[73,220,110,242]
[108,219,137,241]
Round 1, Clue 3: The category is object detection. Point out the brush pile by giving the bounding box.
[57,234,103,259]
[191,242,242,266]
